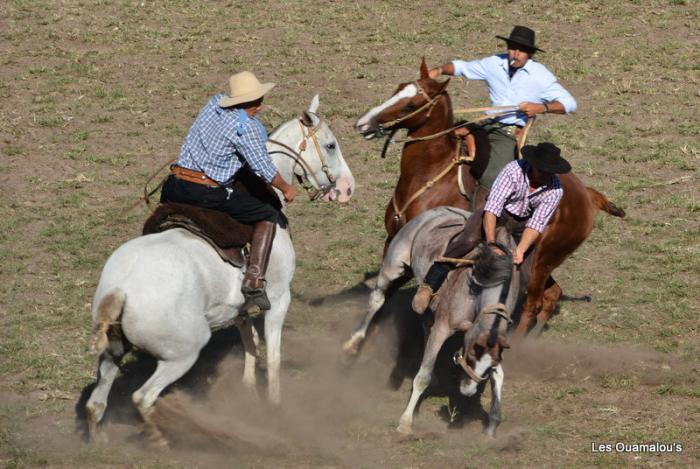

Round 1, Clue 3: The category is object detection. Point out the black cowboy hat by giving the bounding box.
[496,25,544,53]
[521,142,571,174]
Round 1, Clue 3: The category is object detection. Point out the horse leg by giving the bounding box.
[343,269,410,356]
[485,364,504,437]
[85,352,121,443]
[513,264,550,339]
[264,291,289,405]
[530,277,562,337]
[235,316,259,395]
[397,319,452,434]
[131,354,200,447]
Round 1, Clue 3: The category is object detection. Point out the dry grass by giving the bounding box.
[0,0,698,467]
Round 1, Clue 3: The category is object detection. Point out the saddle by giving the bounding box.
[455,122,491,211]
[143,203,253,267]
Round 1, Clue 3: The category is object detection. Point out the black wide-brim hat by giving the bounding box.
[521,142,571,174]
[497,25,544,53]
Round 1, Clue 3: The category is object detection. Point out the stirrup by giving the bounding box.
[241,280,271,316]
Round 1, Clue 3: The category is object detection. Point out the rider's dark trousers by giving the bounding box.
[160,175,280,225]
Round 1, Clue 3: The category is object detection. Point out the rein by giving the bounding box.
[261,115,338,201]
[377,82,440,132]
[389,109,516,145]
[136,116,335,214]
[391,144,473,227]
[452,303,511,383]
[453,245,514,383]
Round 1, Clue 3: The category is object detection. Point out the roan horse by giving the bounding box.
[85,95,355,445]
[347,207,518,436]
[354,60,625,338]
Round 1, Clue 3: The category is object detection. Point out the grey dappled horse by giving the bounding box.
[344,207,517,436]
[86,95,355,445]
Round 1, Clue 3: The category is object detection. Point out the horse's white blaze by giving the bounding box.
[460,353,493,397]
[355,83,418,137]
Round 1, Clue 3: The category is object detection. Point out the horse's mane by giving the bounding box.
[470,244,513,294]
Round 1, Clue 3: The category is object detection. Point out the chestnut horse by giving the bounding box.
[355,60,625,338]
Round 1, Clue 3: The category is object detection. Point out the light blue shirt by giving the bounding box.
[452,54,577,127]
[177,94,277,184]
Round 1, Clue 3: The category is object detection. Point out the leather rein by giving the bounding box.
[379,81,526,229]
[267,114,337,201]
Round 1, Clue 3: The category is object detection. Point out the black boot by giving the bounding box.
[241,220,276,314]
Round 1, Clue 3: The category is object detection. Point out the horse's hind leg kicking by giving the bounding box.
[343,258,411,356]
[131,354,200,447]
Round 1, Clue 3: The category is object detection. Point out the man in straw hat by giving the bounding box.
[161,71,297,312]
[412,142,572,314]
[428,25,577,189]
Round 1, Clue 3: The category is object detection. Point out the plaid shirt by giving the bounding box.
[484,160,563,233]
[177,93,277,184]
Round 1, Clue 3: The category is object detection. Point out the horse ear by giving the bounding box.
[420,56,429,79]
[301,110,314,127]
[307,94,320,114]
[437,78,451,93]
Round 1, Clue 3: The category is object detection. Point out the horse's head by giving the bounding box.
[454,241,514,396]
[455,325,510,397]
[355,58,451,139]
[269,95,355,203]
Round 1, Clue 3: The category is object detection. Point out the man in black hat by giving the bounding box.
[412,142,572,314]
[428,25,577,190]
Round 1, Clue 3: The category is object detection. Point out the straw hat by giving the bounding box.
[218,71,275,108]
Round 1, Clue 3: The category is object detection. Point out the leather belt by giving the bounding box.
[485,121,523,139]
[170,165,219,187]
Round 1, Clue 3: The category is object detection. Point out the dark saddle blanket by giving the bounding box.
[143,203,253,267]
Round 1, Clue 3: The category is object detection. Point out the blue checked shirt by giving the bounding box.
[177,93,277,184]
[452,54,577,127]
[484,160,563,233]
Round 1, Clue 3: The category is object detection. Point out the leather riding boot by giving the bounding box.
[412,263,450,314]
[411,284,434,314]
[241,220,276,314]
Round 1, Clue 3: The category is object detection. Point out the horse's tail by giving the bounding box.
[91,290,126,355]
[586,187,626,218]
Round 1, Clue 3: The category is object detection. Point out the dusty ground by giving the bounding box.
[1,1,698,467]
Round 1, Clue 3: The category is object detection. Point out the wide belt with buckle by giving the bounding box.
[485,121,523,138]
[170,165,219,187]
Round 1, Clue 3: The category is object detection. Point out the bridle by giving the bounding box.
[452,303,512,383]
[267,114,337,201]
[375,82,440,136]
[453,243,514,383]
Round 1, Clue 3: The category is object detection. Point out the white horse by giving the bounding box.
[85,95,354,445]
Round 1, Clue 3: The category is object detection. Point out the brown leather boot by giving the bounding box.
[411,284,434,314]
[241,220,276,314]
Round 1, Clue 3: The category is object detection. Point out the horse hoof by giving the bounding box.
[88,429,109,445]
[342,337,362,356]
[396,423,413,435]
